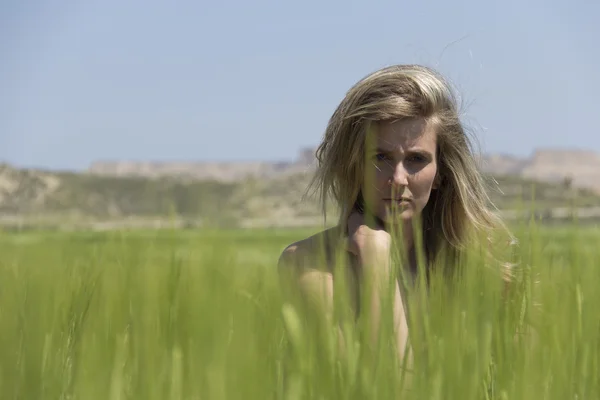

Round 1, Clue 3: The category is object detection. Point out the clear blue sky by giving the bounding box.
[2,0,599,171]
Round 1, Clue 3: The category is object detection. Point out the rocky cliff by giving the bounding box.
[480,148,600,192]
[3,151,600,230]
[89,148,600,193]
[88,148,317,183]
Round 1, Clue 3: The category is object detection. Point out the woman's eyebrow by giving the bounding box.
[371,146,432,154]
[406,147,432,153]
[372,146,393,153]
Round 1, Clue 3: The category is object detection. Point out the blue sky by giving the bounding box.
[2,0,599,171]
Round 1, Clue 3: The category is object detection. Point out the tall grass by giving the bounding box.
[0,223,599,399]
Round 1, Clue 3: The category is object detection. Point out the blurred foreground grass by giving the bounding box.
[1,222,599,399]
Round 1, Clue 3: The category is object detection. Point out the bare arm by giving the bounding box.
[354,238,411,366]
[278,236,411,368]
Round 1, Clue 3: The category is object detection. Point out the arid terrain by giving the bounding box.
[88,147,600,193]
[2,147,600,230]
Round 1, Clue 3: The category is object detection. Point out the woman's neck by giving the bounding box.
[387,220,415,250]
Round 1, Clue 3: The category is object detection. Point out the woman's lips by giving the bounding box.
[383,198,412,207]
[383,198,412,203]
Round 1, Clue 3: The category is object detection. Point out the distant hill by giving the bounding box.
[2,158,600,230]
[479,149,600,192]
[88,148,600,194]
[87,148,317,183]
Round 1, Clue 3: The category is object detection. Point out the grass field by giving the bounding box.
[1,221,600,399]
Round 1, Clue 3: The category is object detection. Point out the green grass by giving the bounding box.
[1,222,600,399]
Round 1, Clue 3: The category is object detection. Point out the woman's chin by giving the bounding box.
[383,210,414,226]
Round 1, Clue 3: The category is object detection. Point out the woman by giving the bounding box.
[278,64,513,366]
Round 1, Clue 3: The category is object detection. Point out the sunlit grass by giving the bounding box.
[0,222,599,399]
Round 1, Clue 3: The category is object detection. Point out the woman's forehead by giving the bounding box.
[368,118,436,150]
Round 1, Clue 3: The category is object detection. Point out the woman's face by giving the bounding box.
[361,118,439,228]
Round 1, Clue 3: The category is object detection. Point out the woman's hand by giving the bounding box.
[346,211,392,267]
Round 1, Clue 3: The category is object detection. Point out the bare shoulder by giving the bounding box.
[278,226,344,310]
[278,225,343,273]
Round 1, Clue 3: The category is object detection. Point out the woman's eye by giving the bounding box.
[407,154,427,163]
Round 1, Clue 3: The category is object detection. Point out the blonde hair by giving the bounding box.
[307,64,513,272]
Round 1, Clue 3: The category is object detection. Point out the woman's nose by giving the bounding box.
[391,163,409,186]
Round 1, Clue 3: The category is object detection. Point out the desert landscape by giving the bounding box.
[2,147,600,230]
[87,147,600,192]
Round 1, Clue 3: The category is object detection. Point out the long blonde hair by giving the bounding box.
[307,64,513,272]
